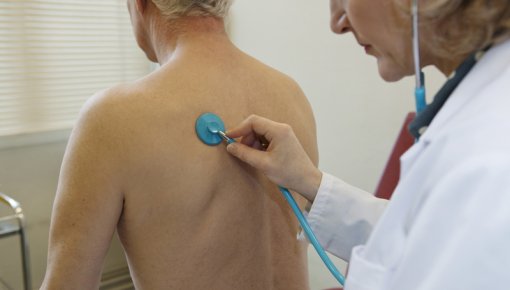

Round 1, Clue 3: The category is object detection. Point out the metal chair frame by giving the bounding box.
[0,192,31,290]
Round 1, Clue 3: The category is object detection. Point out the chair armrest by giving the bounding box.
[0,192,25,237]
[0,192,22,214]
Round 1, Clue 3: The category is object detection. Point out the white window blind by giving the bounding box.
[0,0,151,137]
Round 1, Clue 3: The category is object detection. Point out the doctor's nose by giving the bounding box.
[329,0,350,34]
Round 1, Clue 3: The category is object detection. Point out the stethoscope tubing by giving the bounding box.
[279,186,346,286]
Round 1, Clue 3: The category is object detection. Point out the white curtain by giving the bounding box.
[0,0,151,137]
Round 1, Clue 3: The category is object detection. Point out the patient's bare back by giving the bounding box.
[43,39,317,290]
[114,47,317,289]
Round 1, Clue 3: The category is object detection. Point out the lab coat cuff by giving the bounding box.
[298,172,339,251]
[300,172,388,261]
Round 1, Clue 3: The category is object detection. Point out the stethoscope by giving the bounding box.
[194,0,423,286]
[412,0,427,114]
[195,112,347,285]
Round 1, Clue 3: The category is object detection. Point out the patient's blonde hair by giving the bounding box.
[151,0,233,19]
[420,0,510,58]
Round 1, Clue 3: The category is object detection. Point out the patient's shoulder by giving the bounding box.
[71,83,146,151]
[78,84,134,127]
[247,56,304,91]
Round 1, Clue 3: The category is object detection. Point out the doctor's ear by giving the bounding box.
[135,0,149,14]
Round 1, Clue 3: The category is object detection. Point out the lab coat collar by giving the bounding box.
[408,53,478,140]
[418,39,510,143]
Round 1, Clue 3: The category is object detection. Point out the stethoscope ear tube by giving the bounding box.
[412,0,427,114]
[415,73,427,114]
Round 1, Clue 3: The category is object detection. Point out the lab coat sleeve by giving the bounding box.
[305,172,388,261]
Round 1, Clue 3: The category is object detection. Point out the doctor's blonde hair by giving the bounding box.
[151,0,233,19]
[420,0,510,58]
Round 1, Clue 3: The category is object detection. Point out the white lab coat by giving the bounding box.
[307,39,510,290]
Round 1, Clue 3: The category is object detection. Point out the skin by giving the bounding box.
[41,0,317,289]
[330,0,415,81]
[226,0,470,201]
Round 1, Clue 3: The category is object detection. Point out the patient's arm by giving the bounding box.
[41,91,125,289]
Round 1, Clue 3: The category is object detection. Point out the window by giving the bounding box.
[0,0,151,138]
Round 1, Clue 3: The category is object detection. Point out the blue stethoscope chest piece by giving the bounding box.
[195,112,226,146]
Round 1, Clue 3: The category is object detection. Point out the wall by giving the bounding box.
[0,0,446,289]
[0,138,127,289]
[0,140,65,289]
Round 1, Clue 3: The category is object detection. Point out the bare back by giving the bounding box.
[118,44,317,289]
[43,39,317,290]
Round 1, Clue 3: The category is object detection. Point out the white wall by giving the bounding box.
[229,0,445,289]
[0,1,446,289]
[0,139,127,289]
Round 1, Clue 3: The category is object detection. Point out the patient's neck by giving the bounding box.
[150,16,231,65]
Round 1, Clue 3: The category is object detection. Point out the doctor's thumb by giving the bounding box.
[227,143,266,170]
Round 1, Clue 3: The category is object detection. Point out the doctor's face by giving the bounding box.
[330,0,414,82]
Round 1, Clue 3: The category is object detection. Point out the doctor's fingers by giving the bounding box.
[226,142,272,172]
[238,132,267,151]
[227,114,290,143]
[239,131,257,146]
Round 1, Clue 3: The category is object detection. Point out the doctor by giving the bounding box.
[226,0,510,289]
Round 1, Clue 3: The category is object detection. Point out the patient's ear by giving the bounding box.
[135,0,148,14]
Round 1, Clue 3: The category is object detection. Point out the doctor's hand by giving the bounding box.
[226,115,322,202]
